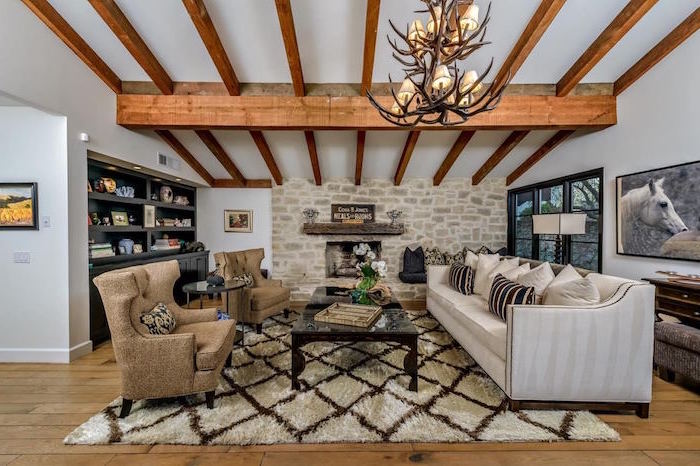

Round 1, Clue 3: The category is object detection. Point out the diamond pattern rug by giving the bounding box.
[65,310,619,445]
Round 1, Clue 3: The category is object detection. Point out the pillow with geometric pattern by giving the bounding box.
[488,274,536,321]
[140,303,176,335]
[233,272,255,287]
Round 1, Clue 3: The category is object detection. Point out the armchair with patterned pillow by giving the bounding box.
[93,260,237,418]
[214,248,291,333]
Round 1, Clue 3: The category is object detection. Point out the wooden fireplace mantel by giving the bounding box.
[303,223,405,235]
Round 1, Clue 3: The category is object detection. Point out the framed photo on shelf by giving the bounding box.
[0,182,38,230]
[225,209,252,233]
[111,210,129,227]
[143,205,155,228]
[616,160,700,262]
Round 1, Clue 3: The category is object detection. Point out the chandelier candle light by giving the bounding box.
[368,0,508,127]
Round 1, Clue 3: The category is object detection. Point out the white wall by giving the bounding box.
[512,32,700,279]
[0,107,77,362]
[0,1,208,359]
[197,188,273,272]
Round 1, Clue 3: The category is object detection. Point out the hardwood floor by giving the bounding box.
[0,301,698,465]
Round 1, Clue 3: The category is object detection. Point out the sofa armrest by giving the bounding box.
[117,333,196,399]
[427,265,450,288]
[505,282,655,402]
[169,304,218,325]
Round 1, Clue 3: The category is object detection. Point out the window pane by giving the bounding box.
[539,185,563,213]
[539,240,557,263]
[571,242,599,271]
[515,239,533,258]
[572,178,600,211]
[571,211,599,243]
[516,216,533,239]
[516,191,534,216]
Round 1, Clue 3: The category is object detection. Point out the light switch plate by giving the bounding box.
[13,252,30,264]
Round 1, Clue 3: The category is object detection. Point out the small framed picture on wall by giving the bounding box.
[225,210,253,233]
[0,182,39,230]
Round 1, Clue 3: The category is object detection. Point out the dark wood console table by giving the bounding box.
[645,278,700,328]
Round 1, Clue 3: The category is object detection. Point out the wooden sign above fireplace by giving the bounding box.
[331,204,375,223]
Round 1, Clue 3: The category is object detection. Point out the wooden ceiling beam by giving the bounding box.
[614,7,700,96]
[195,130,246,185]
[275,0,321,185]
[155,130,214,186]
[355,131,366,186]
[89,0,173,95]
[182,0,240,96]
[472,130,530,185]
[22,0,122,93]
[355,0,382,186]
[213,179,273,189]
[506,130,575,185]
[394,131,421,186]
[433,131,476,186]
[492,0,566,91]
[117,94,617,131]
[556,0,657,96]
[249,130,283,186]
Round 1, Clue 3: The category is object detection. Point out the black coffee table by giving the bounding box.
[291,297,419,392]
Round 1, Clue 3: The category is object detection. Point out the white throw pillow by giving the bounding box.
[542,264,583,303]
[516,262,555,303]
[465,250,479,268]
[500,263,531,282]
[473,253,501,297]
[544,278,601,306]
[484,258,522,295]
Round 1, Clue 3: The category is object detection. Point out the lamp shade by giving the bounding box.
[532,213,587,235]
[460,70,482,93]
[427,6,442,34]
[397,78,416,104]
[459,4,479,31]
[408,20,426,45]
[432,65,452,90]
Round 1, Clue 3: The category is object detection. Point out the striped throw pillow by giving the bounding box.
[488,274,535,321]
[449,263,474,295]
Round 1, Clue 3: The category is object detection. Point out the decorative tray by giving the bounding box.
[314,302,383,328]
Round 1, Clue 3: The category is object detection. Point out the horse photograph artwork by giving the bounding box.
[617,161,700,261]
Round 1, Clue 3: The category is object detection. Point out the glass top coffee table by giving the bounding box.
[291,289,418,392]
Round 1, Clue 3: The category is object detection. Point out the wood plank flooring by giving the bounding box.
[0,300,698,465]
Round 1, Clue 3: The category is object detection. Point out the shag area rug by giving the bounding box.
[65,310,619,445]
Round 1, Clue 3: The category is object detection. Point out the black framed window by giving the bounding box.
[507,168,604,272]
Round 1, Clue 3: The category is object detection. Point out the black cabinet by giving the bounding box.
[89,250,209,346]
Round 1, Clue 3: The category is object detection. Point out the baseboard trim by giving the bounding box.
[0,340,93,363]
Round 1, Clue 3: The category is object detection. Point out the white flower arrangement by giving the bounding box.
[371,260,387,278]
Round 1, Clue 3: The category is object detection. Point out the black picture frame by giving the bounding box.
[616,160,699,263]
[0,182,39,230]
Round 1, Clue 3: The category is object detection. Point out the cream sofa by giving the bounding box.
[427,259,655,417]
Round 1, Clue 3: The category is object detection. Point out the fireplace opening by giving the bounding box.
[325,241,382,278]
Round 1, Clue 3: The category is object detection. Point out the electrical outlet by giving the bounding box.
[13,252,30,264]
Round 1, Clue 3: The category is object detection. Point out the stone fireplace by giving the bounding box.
[325,241,381,278]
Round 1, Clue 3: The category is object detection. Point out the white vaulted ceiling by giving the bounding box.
[41,0,700,183]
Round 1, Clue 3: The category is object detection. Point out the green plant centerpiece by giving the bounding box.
[350,243,387,305]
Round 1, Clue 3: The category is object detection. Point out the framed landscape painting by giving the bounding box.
[224,210,252,233]
[616,161,700,262]
[0,183,38,230]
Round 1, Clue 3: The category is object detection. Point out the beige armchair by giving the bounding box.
[214,248,291,333]
[93,260,236,418]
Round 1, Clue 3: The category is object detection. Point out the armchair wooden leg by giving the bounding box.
[255,323,263,334]
[226,351,232,367]
[205,391,215,409]
[283,309,289,318]
[636,403,650,419]
[119,398,133,418]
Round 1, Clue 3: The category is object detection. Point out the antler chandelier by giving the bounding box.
[367,0,508,127]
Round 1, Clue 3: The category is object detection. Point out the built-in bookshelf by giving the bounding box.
[87,158,198,266]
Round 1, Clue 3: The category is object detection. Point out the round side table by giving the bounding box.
[182,279,247,345]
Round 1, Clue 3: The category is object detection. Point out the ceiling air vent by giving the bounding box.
[157,152,168,166]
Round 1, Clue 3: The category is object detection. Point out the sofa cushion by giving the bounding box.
[449,263,474,295]
[140,303,176,335]
[429,283,507,359]
[403,246,425,273]
[250,286,290,310]
[655,321,700,353]
[173,320,235,371]
[543,278,601,306]
[517,262,555,302]
[542,264,582,303]
[483,258,520,296]
[424,247,446,265]
[489,274,536,321]
[473,253,501,296]
[399,271,427,284]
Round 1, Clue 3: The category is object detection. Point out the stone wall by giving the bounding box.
[272,177,507,301]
